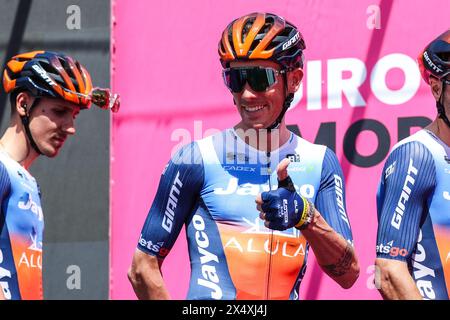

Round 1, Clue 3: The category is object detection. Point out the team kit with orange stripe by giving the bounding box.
[137,128,354,299]
[0,151,43,300]
[0,50,119,300]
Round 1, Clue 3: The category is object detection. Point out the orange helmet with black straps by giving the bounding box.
[3,50,93,108]
[418,30,450,85]
[218,12,306,70]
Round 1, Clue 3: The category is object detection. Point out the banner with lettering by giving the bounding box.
[110,0,449,299]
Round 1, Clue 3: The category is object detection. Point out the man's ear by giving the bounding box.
[429,76,443,102]
[15,91,33,116]
[287,67,304,94]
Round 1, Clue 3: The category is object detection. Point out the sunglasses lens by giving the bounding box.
[247,68,276,92]
[224,69,246,92]
[224,67,278,93]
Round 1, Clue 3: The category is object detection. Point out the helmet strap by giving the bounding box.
[20,98,43,155]
[437,81,450,129]
[266,70,293,130]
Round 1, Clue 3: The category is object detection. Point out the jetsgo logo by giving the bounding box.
[32,64,56,86]
[161,171,183,233]
[412,230,436,300]
[391,159,418,230]
[376,240,408,257]
[139,235,165,254]
[282,32,300,51]
[192,214,222,299]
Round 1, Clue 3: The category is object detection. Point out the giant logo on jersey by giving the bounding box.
[161,171,183,233]
[391,159,418,230]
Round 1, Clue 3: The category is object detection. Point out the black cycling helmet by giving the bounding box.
[418,30,450,128]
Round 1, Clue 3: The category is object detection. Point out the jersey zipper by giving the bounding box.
[265,150,273,300]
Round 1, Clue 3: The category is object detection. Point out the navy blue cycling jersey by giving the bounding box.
[376,129,450,300]
[138,128,353,300]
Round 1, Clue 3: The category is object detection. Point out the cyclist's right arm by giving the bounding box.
[128,142,204,300]
[0,162,11,301]
[375,141,435,300]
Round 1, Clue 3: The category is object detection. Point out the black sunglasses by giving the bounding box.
[222,67,286,93]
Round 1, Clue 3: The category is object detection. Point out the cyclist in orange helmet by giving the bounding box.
[0,51,119,300]
[129,12,359,300]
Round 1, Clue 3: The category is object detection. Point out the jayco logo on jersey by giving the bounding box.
[18,192,43,221]
[192,214,222,300]
[161,171,183,233]
[0,249,12,300]
[214,178,315,198]
[391,159,418,230]
[411,230,436,300]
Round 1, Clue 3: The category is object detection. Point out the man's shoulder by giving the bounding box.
[290,132,327,151]
[388,130,436,165]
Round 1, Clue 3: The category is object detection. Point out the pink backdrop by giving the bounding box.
[110,0,450,299]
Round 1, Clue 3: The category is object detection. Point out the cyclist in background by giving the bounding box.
[375,30,450,300]
[0,51,119,300]
[129,12,359,300]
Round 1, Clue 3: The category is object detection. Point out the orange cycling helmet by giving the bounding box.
[417,30,450,128]
[219,12,306,70]
[218,13,306,129]
[2,51,120,155]
[3,50,93,108]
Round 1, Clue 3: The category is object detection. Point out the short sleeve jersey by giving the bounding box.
[138,129,353,300]
[376,129,450,300]
[0,150,44,300]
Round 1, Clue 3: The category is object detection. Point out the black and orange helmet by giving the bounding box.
[218,12,306,70]
[418,30,450,85]
[3,50,93,108]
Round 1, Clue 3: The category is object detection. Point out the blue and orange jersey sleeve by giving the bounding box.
[137,142,204,260]
[0,162,11,226]
[315,148,353,243]
[376,141,436,261]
